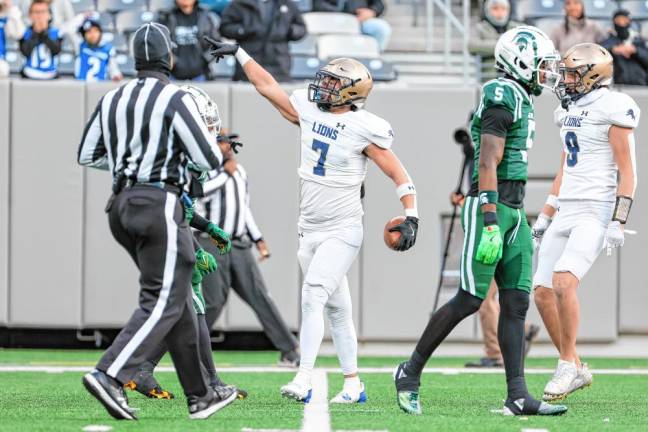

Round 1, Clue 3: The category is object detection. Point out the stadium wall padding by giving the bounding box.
[2,80,646,339]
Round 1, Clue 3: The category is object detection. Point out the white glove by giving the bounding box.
[532,213,551,249]
[604,221,625,255]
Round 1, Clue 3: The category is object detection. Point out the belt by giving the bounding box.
[113,177,182,196]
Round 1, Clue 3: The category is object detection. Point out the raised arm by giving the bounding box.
[204,37,299,125]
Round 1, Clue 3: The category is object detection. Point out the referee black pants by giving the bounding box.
[198,236,298,354]
[96,185,206,398]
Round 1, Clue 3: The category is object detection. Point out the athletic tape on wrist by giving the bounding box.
[546,194,559,210]
[612,195,633,224]
[483,211,498,226]
[478,190,498,206]
[405,208,419,219]
[235,48,252,66]
[396,182,416,199]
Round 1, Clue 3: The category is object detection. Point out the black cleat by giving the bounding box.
[188,385,238,420]
[503,396,568,416]
[465,357,503,368]
[394,362,422,415]
[83,369,137,420]
[124,368,174,400]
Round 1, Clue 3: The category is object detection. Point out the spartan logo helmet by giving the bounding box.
[515,33,531,53]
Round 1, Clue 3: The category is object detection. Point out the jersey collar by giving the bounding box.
[574,87,608,107]
[498,77,532,104]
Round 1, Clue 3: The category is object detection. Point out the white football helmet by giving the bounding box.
[180,85,221,136]
[494,26,561,96]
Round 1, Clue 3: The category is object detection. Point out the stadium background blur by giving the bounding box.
[1,0,647,350]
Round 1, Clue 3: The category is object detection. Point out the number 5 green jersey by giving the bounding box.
[470,77,535,184]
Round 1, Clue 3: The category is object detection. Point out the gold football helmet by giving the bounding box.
[561,43,613,97]
[308,58,373,111]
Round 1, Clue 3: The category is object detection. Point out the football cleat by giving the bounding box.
[503,397,568,416]
[543,361,593,401]
[83,369,138,420]
[123,370,174,400]
[280,380,312,403]
[330,382,367,404]
[188,385,237,420]
[394,362,422,415]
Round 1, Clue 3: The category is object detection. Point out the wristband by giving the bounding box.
[235,47,252,66]
[478,190,498,206]
[405,208,419,219]
[546,194,560,210]
[612,195,633,224]
[483,211,498,226]
[396,182,416,199]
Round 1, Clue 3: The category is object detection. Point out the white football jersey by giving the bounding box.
[289,89,394,231]
[554,88,639,202]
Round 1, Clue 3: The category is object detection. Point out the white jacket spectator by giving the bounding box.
[0,0,26,77]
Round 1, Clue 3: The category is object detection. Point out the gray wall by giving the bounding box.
[1,79,646,341]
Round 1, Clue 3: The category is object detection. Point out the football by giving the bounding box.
[384,216,405,250]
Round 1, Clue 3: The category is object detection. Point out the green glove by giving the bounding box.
[195,248,217,276]
[475,224,503,265]
[191,265,203,286]
[206,222,232,255]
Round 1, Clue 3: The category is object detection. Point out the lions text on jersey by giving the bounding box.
[75,41,115,81]
[554,88,640,202]
[289,89,393,231]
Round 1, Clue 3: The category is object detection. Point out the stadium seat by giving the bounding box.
[61,36,77,53]
[97,0,147,14]
[208,56,235,79]
[58,52,77,76]
[87,11,116,31]
[70,0,96,14]
[303,12,360,35]
[290,34,318,56]
[148,0,175,11]
[290,55,322,79]
[115,53,137,76]
[583,0,617,19]
[101,32,129,52]
[356,57,397,81]
[292,0,312,12]
[525,0,563,19]
[115,9,155,34]
[620,0,648,20]
[317,34,379,60]
[4,50,23,75]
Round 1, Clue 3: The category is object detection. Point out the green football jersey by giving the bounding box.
[470,77,535,183]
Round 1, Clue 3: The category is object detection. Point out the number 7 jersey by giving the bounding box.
[289,88,394,231]
[554,88,640,202]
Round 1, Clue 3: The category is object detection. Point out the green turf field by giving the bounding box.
[1,349,647,432]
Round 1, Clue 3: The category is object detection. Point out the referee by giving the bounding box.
[77,22,236,420]
[198,134,300,365]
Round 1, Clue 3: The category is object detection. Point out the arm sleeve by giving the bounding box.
[202,170,230,195]
[481,107,514,138]
[78,99,110,170]
[172,92,223,171]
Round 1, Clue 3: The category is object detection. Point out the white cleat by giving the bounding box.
[280,380,312,403]
[330,382,367,404]
[543,359,591,401]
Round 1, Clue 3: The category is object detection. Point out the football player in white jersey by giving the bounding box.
[205,38,420,403]
[532,43,639,401]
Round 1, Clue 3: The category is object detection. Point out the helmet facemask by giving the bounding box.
[308,70,363,112]
[535,55,561,96]
[202,103,222,137]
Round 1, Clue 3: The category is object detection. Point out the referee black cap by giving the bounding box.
[132,22,176,72]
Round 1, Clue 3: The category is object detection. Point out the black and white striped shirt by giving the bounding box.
[199,163,263,242]
[77,71,222,186]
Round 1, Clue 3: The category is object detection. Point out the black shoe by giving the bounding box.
[278,350,300,368]
[465,357,504,368]
[524,324,541,357]
[213,382,248,400]
[83,370,137,420]
[503,396,568,416]
[188,385,238,420]
[124,369,174,400]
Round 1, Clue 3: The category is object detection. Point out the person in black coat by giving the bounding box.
[219,0,305,82]
[312,0,391,51]
[601,10,648,86]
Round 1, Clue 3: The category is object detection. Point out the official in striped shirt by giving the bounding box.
[77,22,237,420]
[197,133,300,366]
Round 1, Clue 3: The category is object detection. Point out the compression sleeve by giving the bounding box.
[481,107,514,138]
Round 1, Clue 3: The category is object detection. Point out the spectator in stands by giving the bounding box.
[219,0,306,82]
[313,0,390,51]
[157,0,221,80]
[18,0,79,37]
[75,18,122,81]
[550,0,606,54]
[601,10,648,86]
[200,0,231,15]
[0,0,26,78]
[469,0,521,81]
[20,0,62,79]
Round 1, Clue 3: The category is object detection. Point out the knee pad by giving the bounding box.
[301,283,328,315]
[448,289,483,318]
[499,289,529,320]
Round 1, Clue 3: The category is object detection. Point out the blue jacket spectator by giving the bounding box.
[0,0,27,77]
[20,0,63,79]
[75,18,122,81]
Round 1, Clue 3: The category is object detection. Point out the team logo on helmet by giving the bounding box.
[515,32,532,53]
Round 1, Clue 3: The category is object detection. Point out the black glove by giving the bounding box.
[388,216,419,252]
[230,140,243,154]
[203,36,239,62]
[218,133,243,154]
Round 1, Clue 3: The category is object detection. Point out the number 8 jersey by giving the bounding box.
[289,88,394,231]
[554,88,640,202]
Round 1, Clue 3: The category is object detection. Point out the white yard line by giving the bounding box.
[1,365,647,375]
[301,369,331,432]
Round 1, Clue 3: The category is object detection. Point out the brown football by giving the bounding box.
[384,216,405,250]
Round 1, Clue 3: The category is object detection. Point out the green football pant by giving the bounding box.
[460,196,533,299]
